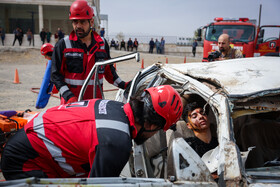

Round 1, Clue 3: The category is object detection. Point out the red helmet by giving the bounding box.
[40,43,54,56]
[69,0,94,20]
[145,85,183,131]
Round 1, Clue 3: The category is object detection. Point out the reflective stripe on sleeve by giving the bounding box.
[64,36,71,49]
[65,78,103,86]
[95,119,130,137]
[100,37,105,50]
[59,85,69,96]
[33,111,76,176]
[113,77,122,87]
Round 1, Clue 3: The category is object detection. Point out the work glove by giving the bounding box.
[124,80,132,89]
[61,90,78,104]
[66,96,78,104]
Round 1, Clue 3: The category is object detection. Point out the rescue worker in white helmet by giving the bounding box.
[1,85,183,179]
[51,0,130,104]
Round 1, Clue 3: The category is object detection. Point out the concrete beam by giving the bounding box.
[0,0,73,6]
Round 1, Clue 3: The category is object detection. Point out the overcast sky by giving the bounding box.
[100,0,279,37]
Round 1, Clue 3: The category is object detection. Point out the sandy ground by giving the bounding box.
[0,47,201,112]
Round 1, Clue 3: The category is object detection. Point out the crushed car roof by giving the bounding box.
[166,57,280,98]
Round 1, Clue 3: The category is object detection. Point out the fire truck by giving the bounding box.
[197,17,280,61]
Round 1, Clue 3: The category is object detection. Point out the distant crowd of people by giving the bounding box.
[0,26,66,46]
[108,36,166,54]
[109,38,139,52]
[148,37,165,54]
[39,27,65,45]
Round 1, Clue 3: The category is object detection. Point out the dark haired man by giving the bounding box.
[182,96,218,157]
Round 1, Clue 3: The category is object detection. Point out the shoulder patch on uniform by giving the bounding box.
[99,100,109,114]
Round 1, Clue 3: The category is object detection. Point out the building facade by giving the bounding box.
[0,0,101,35]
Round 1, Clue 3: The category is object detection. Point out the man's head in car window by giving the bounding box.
[183,101,210,132]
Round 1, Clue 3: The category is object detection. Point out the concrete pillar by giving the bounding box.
[105,20,108,39]
[38,4,43,31]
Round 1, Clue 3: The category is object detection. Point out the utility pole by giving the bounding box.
[258,4,262,30]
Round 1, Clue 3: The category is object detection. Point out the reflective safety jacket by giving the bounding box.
[51,31,127,103]
[22,99,137,178]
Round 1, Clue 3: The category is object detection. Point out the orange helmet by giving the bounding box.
[69,0,94,20]
[145,85,183,131]
[40,43,54,56]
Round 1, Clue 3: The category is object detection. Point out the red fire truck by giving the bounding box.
[197,17,280,61]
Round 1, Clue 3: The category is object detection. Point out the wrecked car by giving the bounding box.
[115,56,280,186]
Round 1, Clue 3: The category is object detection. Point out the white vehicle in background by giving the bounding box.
[1,54,280,186]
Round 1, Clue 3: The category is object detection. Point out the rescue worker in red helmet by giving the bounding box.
[1,85,183,179]
[51,0,130,104]
[40,43,53,60]
[36,43,58,109]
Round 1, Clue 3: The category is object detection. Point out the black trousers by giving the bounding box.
[1,129,47,180]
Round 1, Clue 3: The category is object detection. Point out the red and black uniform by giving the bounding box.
[51,31,129,104]
[1,99,137,180]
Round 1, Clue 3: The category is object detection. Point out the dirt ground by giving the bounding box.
[0,47,201,112]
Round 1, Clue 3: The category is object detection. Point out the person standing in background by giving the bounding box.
[120,39,126,51]
[149,38,154,53]
[127,38,133,51]
[46,29,52,43]
[100,28,105,37]
[54,32,59,43]
[40,28,46,45]
[57,28,64,41]
[192,39,198,57]
[133,38,139,51]
[18,28,24,46]
[26,28,33,46]
[155,39,160,54]
[160,37,165,54]
[0,27,5,46]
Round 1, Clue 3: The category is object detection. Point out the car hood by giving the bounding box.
[166,57,280,99]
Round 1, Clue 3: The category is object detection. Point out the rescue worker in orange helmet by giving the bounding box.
[51,0,130,104]
[1,85,183,179]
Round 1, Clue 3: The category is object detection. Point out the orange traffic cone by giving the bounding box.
[13,68,20,84]
[141,59,144,69]
[184,56,186,63]
[114,63,117,71]
[166,57,168,64]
